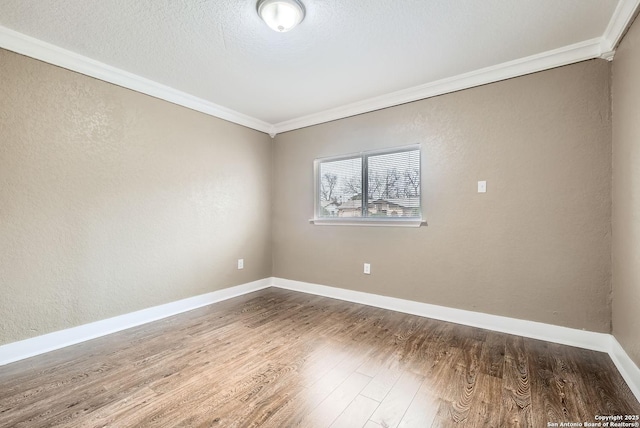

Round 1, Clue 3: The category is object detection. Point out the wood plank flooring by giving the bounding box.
[0,288,638,427]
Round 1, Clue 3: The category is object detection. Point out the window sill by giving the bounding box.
[309,218,426,227]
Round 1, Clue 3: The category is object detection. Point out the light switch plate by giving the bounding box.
[478,181,487,193]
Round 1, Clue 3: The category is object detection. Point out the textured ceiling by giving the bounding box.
[0,0,629,128]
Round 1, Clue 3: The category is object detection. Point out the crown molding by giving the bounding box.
[2,0,639,137]
[0,25,274,135]
[273,38,606,134]
[600,0,640,56]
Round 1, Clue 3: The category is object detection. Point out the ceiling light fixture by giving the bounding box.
[257,0,305,33]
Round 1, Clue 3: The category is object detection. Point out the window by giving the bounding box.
[314,145,422,226]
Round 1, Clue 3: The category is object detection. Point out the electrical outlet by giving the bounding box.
[237,259,244,270]
[364,263,371,275]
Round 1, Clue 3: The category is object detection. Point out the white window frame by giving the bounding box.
[312,144,424,227]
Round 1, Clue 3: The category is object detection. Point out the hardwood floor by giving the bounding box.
[0,288,638,427]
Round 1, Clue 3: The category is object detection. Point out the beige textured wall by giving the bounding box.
[612,16,640,366]
[0,49,272,346]
[273,60,612,333]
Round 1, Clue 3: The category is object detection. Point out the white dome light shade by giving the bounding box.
[257,0,305,32]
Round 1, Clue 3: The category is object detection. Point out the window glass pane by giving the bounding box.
[366,149,420,218]
[318,157,363,218]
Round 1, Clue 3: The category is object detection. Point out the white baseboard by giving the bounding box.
[608,336,640,402]
[0,278,271,366]
[272,277,640,402]
[1,276,638,403]
[272,278,610,351]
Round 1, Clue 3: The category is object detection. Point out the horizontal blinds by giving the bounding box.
[318,156,362,217]
[317,147,420,219]
[366,149,420,217]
